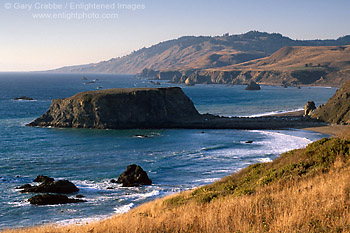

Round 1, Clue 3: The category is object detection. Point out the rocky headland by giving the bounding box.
[312,80,350,124]
[27,87,325,130]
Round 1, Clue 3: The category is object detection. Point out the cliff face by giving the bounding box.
[27,87,201,129]
[28,87,325,130]
[169,69,332,86]
[167,45,350,87]
[312,81,350,124]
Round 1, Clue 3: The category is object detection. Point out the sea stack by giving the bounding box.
[27,87,201,129]
[245,81,261,90]
[304,101,316,116]
[116,164,152,187]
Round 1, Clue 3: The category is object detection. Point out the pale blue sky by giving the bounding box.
[0,0,349,71]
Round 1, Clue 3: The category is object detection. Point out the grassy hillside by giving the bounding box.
[5,133,350,233]
[313,81,350,124]
[51,31,350,74]
[168,45,350,86]
[219,45,350,72]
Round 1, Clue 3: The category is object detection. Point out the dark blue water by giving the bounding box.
[0,72,336,228]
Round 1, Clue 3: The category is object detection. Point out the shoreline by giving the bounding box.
[302,125,350,138]
[4,121,333,231]
[4,125,346,232]
[267,110,349,137]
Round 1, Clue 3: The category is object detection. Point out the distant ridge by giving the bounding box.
[221,45,350,71]
[166,45,350,87]
[50,31,350,74]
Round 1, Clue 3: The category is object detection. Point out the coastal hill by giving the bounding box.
[27,87,324,130]
[50,31,350,74]
[169,45,350,86]
[313,80,350,124]
[220,45,350,71]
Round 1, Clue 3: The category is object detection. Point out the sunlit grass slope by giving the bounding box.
[4,136,350,233]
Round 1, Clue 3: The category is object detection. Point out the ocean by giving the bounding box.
[0,72,336,229]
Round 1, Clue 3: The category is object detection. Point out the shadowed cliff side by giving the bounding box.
[27,87,201,129]
[27,87,325,130]
[312,81,350,124]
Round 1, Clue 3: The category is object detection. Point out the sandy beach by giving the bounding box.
[268,110,349,138]
[303,125,350,138]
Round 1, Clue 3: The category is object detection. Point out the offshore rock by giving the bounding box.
[13,96,34,101]
[304,101,316,116]
[245,81,261,90]
[20,180,79,194]
[117,164,152,187]
[27,87,201,129]
[34,175,54,183]
[28,194,86,205]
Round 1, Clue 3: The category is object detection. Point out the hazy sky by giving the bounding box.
[1,0,349,71]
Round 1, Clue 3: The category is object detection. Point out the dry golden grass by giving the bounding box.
[3,137,350,233]
[219,45,350,72]
[5,164,350,233]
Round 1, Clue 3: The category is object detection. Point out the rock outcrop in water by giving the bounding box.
[28,87,326,130]
[27,87,201,129]
[18,176,84,205]
[312,81,350,124]
[33,175,54,183]
[116,164,152,187]
[304,101,316,116]
[20,179,79,194]
[13,96,34,101]
[28,194,86,205]
[245,81,261,90]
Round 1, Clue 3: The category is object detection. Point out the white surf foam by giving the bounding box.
[114,203,134,214]
[118,190,160,202]
[192,178,220,184]
[7,201,30,207]
[56,215,110,226]
[257,158,273,163]
[246,108,304,117]
[198,130,311,161]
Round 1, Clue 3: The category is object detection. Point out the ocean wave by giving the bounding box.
[203,169,233,174]
[118,190,161,202]
[192,178,220,184]
[246,108,304,117]
[73,179,120,192]
[7,201,30,207]
[56,215,110,226]
[201,144,230,151]
[257,158,273,163]
[114,203,134,214]
[197,130,311,162]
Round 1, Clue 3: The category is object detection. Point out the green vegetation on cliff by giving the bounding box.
[7,136,350,232]
[165,137,350,206]
[313,81,350,124]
